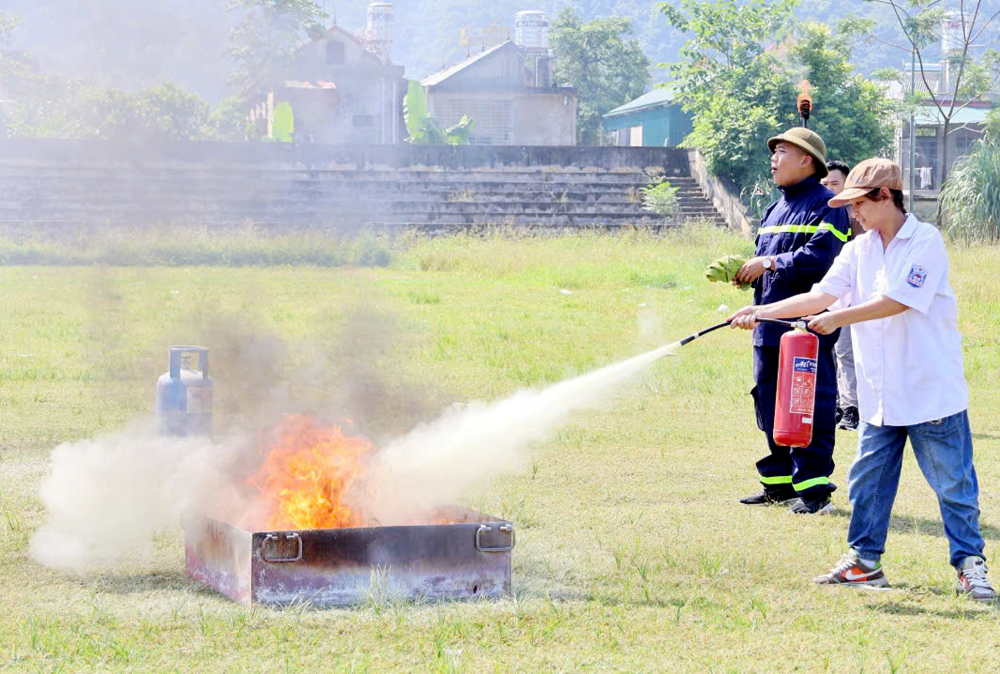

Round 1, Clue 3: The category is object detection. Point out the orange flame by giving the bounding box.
[796,79,813,117]
[250,415,374,530]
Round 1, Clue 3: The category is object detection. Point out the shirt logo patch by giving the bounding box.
[907,265,927,288]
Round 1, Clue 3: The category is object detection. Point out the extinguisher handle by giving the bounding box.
[756,317,810,331]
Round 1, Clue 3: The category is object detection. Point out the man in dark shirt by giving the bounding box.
[822,160,862,431]
[730,128,852,514]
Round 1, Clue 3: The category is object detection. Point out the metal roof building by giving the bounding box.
[602,86,692,147]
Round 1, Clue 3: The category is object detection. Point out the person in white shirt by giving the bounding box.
[727,158,996,601]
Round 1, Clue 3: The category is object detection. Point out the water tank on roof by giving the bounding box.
[515,11,549,53]
[941,11,963,53]
[366,2,394,57]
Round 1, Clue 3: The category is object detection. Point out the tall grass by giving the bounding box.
[941,136,1000,242]
[0,227,393,267]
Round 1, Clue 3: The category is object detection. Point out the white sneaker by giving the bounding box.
[956,557,998,602]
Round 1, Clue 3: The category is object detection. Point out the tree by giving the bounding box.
[0,11,23,137]
[842,1,1000,191]
[791,25,897,170]
[76,83,210,142]
[0,10,19,43]
[550,8,651,145]
[2,8,234,142]
[9,76,212,141]
[663,0,895,209]
[663,0,800,197]
[227,0,329,97]
[206,95,255,141]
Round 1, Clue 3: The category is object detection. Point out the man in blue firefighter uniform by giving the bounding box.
[731,127,851,514]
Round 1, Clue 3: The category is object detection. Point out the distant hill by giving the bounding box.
[5,0,997,101]
[5,0,233,100]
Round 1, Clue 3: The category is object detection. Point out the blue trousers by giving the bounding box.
[848,410,985,568]
[751,344,837,500]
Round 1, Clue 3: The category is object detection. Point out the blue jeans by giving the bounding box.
[847,410,985,568]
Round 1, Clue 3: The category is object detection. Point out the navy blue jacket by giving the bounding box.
[753,174,851,347]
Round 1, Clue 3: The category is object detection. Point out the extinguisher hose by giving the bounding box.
[678,320,731,346]
[676,316,816,349]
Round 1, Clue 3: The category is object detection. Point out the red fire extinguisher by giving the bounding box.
[759,318,819,448]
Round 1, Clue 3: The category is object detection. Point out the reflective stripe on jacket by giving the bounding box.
[753,174,851,347]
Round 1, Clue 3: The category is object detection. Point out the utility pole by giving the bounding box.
[909,50,916,213]
[0,88,9,140]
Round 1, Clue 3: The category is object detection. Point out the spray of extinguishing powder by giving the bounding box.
[365,341,680,524]
[29,337,680,572]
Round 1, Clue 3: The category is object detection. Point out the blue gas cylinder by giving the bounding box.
[156,346,213,437]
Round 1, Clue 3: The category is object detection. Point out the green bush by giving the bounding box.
[639,181,680,218]
[941,136,1000,242]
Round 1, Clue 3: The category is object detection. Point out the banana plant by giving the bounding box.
[403,80,474,145]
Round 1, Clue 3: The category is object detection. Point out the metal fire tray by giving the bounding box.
[184,506,515,607]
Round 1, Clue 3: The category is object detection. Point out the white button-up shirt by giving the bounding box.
[813,214,968,426]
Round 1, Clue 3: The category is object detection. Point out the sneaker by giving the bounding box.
[956,557,998,602]
[835,407,844,425]
[739,486,796,505]
[838,406,859,431]
[789,495,834,515]
[813,551,888,587]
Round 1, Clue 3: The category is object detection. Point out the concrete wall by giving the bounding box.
[425,41,576,146]
[0,139,691,172]
[429,90,576,146]
[513,93,576,146]
[687,149,753,236]
[268,73,404,145]
[0,140,704,237]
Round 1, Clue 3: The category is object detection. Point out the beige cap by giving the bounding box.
[828,158,903,207]
[767,127,828,178]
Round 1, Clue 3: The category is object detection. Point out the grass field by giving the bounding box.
[2,225,1000,673]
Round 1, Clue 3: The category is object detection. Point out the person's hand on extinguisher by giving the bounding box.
[727,305,760,330]
[802,312,843,335]
[728,290,855,333]
[728,306,844,334]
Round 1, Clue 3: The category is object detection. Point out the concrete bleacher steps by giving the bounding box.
[0,143,730,237]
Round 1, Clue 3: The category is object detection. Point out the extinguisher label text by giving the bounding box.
[789,356,818,416]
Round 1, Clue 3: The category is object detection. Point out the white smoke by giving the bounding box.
[366,341,678,522]
[29,340,678,571]
[29,427,255,572]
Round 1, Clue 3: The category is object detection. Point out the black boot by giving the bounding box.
[740,485,796,505]
[838,406,859,431]
[789,495,834,514]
